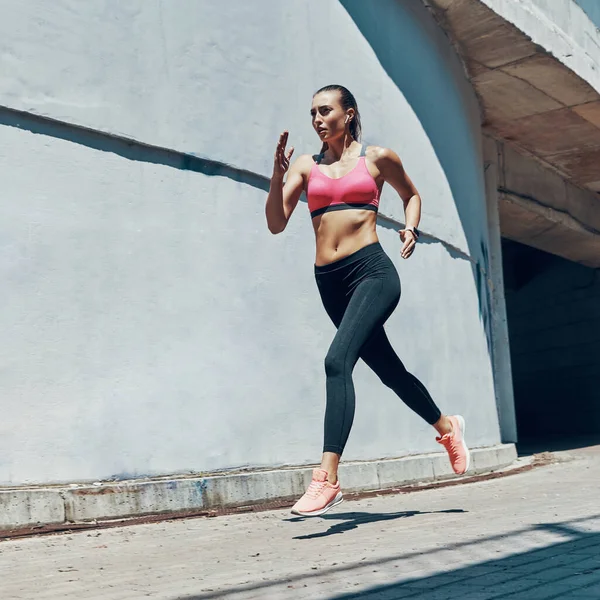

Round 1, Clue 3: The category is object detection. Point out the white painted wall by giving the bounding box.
[0,0,483,253]
[0,0,500,485]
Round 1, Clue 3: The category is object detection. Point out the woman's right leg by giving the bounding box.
[360,328,470,474]
[359,327,442,426]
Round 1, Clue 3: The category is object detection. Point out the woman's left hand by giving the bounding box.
[399,229,417,259]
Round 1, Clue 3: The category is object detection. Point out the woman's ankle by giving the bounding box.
[320,451,341,485]
[433,414,453,436]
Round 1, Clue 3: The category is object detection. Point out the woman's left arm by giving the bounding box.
[376,148,421,259]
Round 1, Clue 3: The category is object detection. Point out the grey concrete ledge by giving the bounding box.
[0,444,516,531]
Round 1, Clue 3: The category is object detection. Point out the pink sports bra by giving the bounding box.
[306,146,380,219]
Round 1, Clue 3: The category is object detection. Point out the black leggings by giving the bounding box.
[315,242,442,455]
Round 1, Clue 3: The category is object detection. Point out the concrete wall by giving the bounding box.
[497,141,600,268]
[0,0,500,485]
[503,240,600,436]
[481,0,600,95]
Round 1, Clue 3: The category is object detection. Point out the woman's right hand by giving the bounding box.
[273,130,294,181]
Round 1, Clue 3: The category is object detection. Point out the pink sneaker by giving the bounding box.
[291,468,343,517]
[437,415,470,475]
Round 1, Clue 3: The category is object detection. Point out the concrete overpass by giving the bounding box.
[427,0,600,267]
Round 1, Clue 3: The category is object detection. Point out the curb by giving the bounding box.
[0,444,516,532]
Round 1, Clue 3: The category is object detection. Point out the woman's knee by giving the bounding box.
[324,348,348,379]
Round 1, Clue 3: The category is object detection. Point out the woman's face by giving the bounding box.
[311,91,352,143]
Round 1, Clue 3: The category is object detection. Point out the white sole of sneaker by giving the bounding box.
[456,414,471,474]
[291,492,344,517]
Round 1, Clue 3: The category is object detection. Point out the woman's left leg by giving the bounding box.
[321,274,400,458]
[290,272,400,517]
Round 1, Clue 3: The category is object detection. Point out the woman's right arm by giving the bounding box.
[265,131,307,234]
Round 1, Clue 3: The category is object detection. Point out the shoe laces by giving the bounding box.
[439,432,459,459]
[305,479,327,499]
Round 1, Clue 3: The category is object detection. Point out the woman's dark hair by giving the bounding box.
[314,84,362,154]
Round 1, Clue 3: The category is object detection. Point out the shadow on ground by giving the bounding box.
[176,516,600,600]
[327,521,600,599]
[285,509,466,540]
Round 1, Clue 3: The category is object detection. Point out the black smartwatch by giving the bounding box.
[406,226,420,239]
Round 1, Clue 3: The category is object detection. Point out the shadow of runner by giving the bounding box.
[285,509,467,540]
[174,516,600,600]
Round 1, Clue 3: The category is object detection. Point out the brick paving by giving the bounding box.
[2,446,599,600]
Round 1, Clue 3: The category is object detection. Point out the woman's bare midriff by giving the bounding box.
[312,210,379,266]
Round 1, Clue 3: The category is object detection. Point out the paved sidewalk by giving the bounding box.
[2,446,600,600]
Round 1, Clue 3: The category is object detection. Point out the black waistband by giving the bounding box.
[314,242,383,274]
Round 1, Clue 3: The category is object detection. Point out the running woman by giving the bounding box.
[265,85,470,517]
